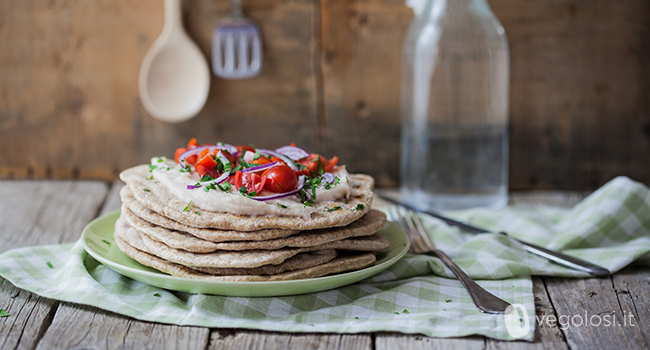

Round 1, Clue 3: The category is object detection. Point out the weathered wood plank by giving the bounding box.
[0,180,108,350]
[100,180,125,216]
[0,279,58,350]
[319,0,412,187]
[543,276,648,349]
[35,303,210,350]
[0,0,319,181]
[376,333,484,350]
[611,266,650,345]
[208,330,372,350]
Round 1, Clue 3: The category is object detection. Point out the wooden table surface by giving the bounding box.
[1,180,648,349]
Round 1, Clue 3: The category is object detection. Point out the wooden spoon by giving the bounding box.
[138,0,210,123]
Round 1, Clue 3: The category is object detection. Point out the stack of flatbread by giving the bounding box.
[114,165,390,282]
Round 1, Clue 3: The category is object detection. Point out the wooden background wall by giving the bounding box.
[1,0,648,190]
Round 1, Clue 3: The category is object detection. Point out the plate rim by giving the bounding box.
[81,210,410,293]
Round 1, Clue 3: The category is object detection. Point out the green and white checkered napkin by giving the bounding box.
[2,176,650,341]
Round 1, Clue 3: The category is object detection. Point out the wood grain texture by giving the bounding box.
[0,180,107,349]
[611,267,650,345]
[35,303,210,350]
[543,276,648,349]
[376,333,485,350]
[492,0,650,190]
[319,0,413,187]
[0,0,319,181]
[0,279,58,350]
[208,330,372,350]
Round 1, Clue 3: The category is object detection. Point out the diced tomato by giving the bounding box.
[187,138,199,149]
[295,154,338,177]
[263,165,297,193]
[323,156,338,172]
[196,153,218,170]
[174,147,187,163]
[185,155,198,165]
[221,150,236,163]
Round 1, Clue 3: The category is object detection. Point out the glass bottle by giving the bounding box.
[400,0,509,210]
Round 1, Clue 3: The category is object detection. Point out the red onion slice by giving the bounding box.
[185,151,231,190]
[241,161,281,174]
[275,145,309,160]
[178,145,237,165]
[250,175,306,201]
[216,142,238,156]
[321,172,335,184]
[258,149,298,171]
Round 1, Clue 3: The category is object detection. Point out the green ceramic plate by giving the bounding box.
[81,211,410,297]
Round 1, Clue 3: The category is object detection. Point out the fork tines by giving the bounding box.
[388,206,434,254]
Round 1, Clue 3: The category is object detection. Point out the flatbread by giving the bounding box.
[116,218,390,268]
[120,164,374,230]
[115,233,376,282]
[122,205,387,253]
[121,186,300,242]
[115,218,303,268]
[191,250,338,276]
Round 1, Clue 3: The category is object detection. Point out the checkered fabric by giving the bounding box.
[1,176,649,341]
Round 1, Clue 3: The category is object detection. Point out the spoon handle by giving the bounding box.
[163,0,182,35]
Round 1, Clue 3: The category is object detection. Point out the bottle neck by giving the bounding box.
[422,0,493,18]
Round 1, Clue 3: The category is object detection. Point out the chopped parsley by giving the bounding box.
[325,176,340,190]
[354,317,359,320]
[183,201,192,212]
[194,211,201,215]
[394,312,399,315]
[148,164,157,172]
[327,206,342,212]
[0,309,9,317]
[403,309,409,314]
[143,188,150,192]
[239,186,248,196]
[101,239,111,247]
[276,203,288,208]
[317,157,324,175]
[200,174,215,182]
[252,150,261,161]
[216,181,231,192]
[351,204,365,211]
[46,262,53,269]
[157,158,164,163]
[179,164,191,173]
[445,298,452,303]
[153,293,161,297]
[147,175,153,180]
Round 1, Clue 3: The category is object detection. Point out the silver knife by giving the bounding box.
[378,195,610,277]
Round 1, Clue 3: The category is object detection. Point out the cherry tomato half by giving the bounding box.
[264,165,298,193]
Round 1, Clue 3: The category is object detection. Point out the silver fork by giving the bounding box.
[388,206,511,314]
[212,0,262,79]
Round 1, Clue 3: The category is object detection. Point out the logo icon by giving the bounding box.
[504,304,530,339]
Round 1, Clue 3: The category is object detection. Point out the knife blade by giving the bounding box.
[378,194,610,277]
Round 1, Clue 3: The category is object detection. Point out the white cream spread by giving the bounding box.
[149,157,352,219]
